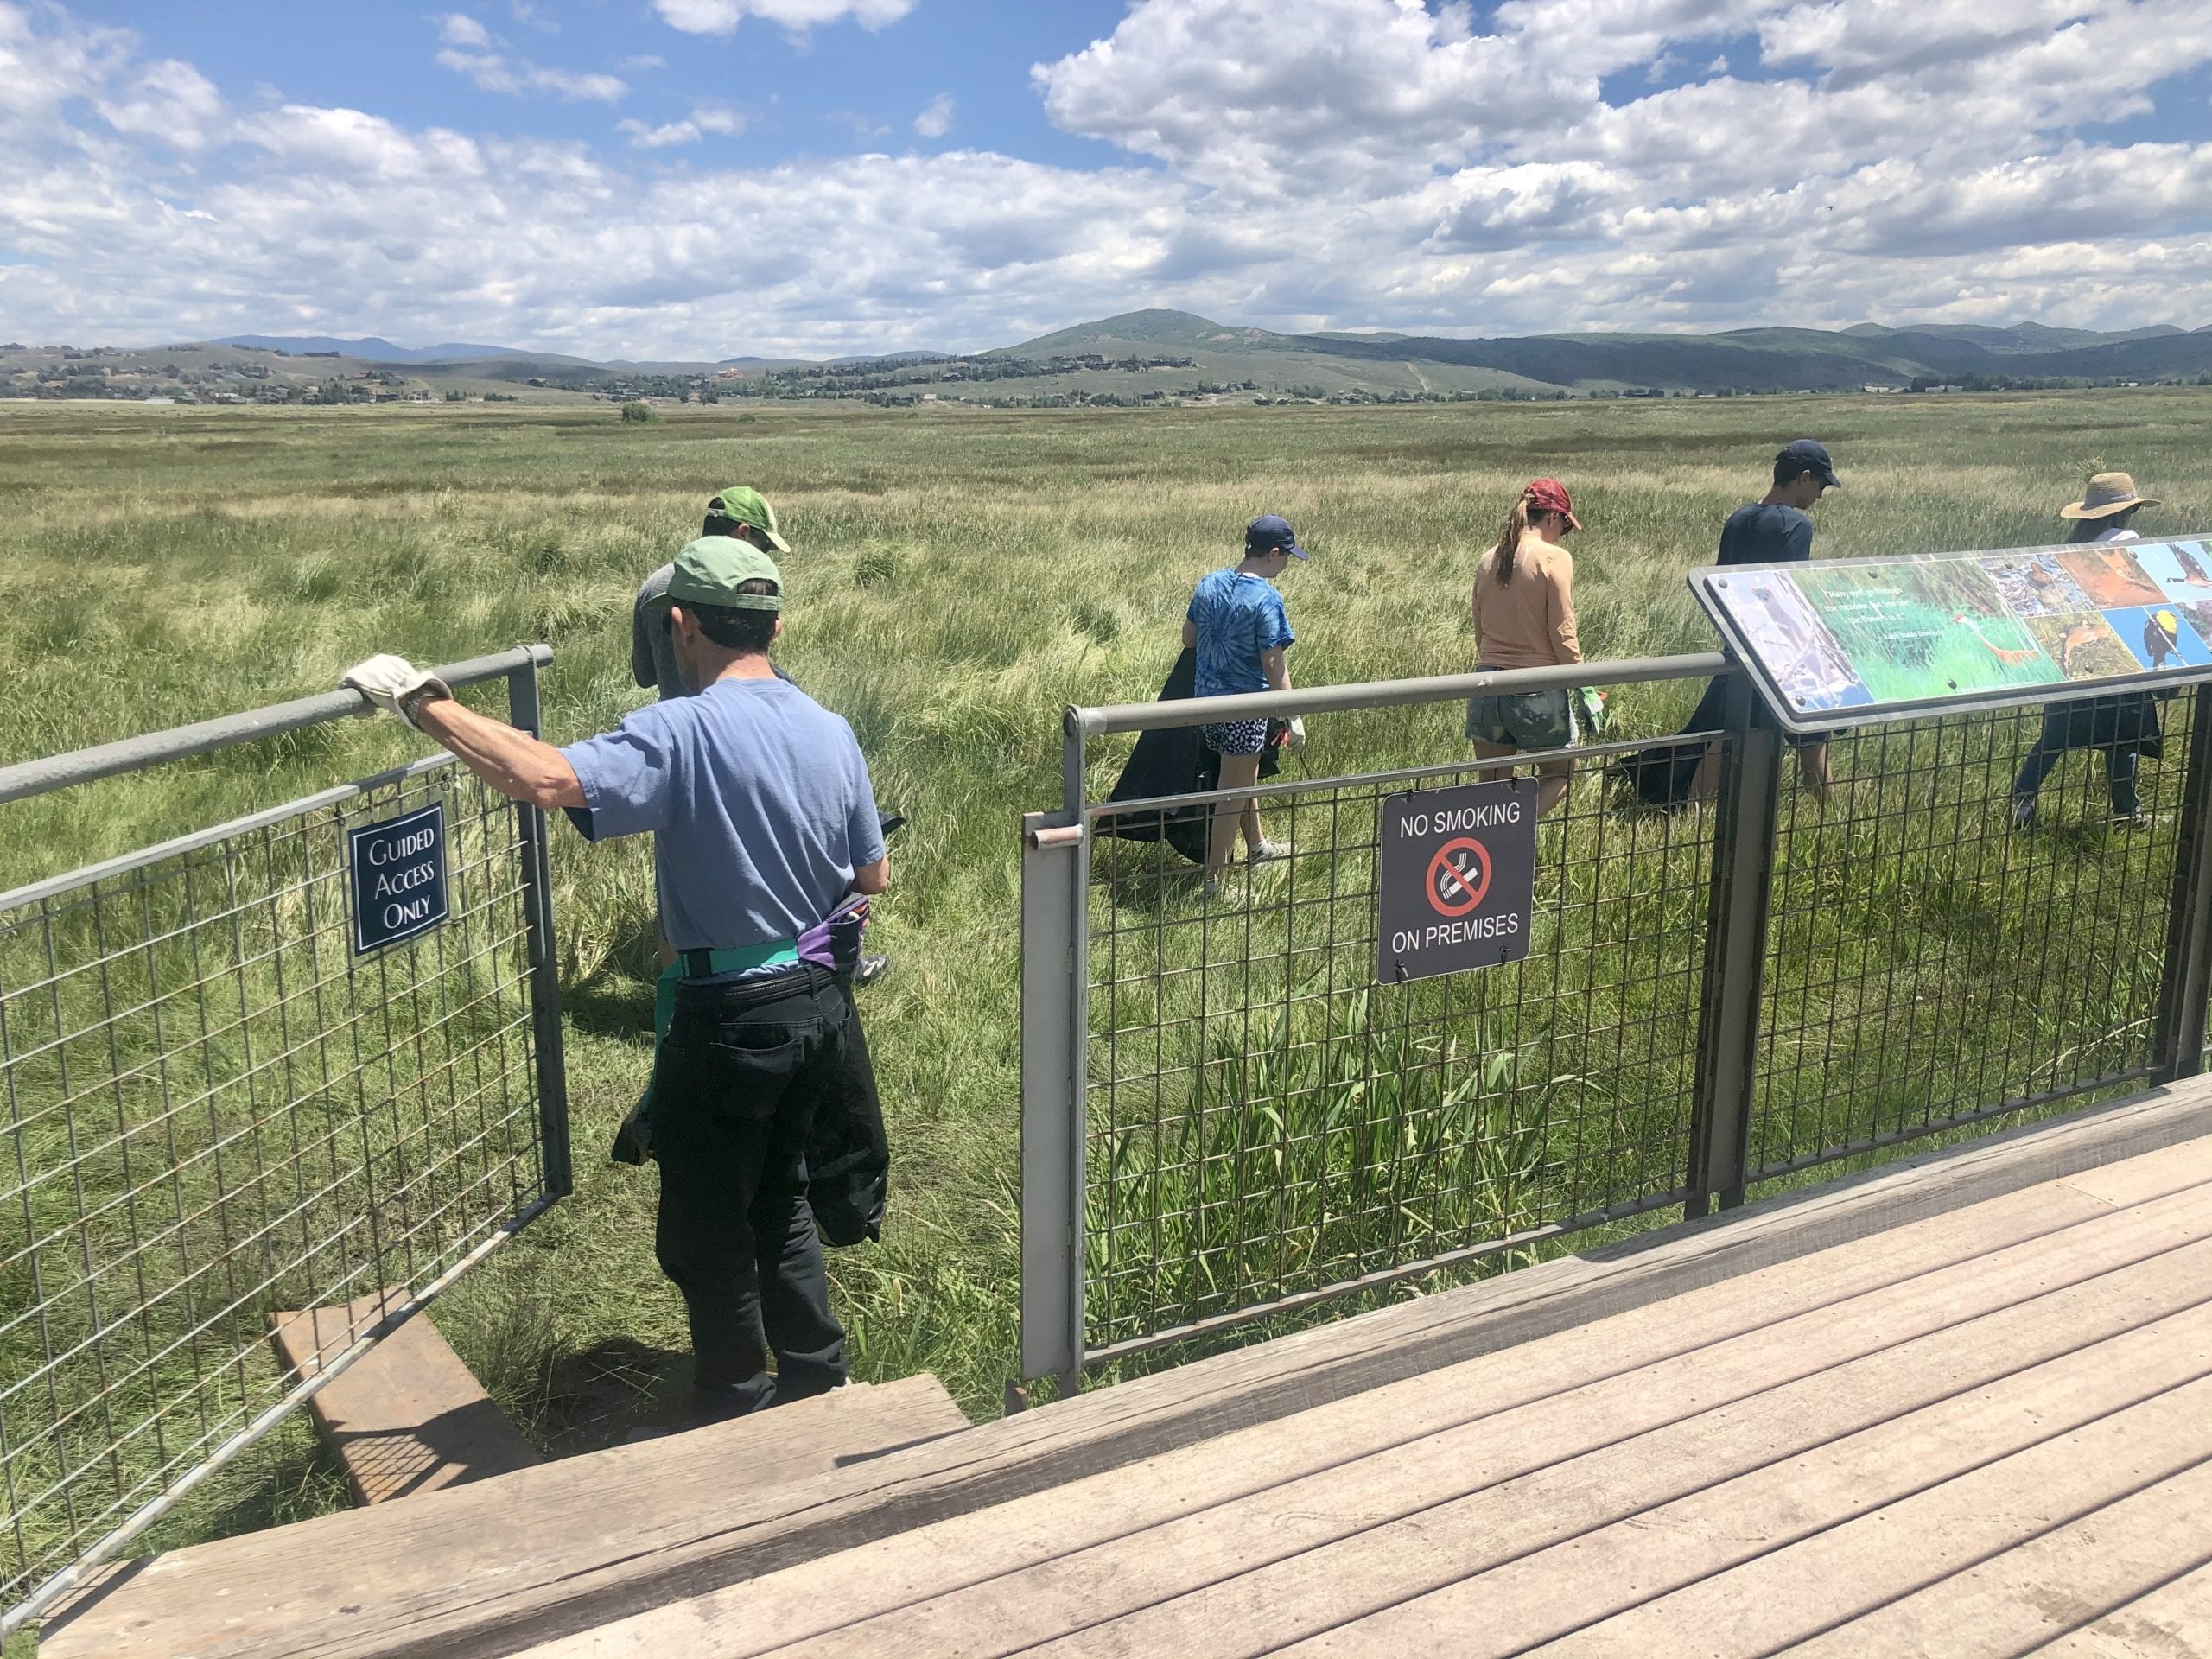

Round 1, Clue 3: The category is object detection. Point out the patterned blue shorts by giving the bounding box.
[1200,718,1270,756]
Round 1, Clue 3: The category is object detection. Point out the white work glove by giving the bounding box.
[341,654,453,731]
[1286,715,1307,754]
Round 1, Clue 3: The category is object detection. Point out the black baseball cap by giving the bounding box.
[1246,514,1309,560]
[1777,438,1841,488]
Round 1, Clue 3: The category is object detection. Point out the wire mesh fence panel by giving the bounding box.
[1081,736,1719,1357]
[1748,695,2191,1177]
[0,757,551,1624]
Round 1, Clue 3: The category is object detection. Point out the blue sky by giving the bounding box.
[3,0,2210,358]
[84,0,1138,170]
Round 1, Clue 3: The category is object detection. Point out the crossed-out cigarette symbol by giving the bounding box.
[1426,836,1492,917]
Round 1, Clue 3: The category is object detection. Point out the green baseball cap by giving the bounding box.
[648,537,784,612]
[706,485,791,553]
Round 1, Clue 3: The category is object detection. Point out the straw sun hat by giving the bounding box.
[2061,471,2159,520]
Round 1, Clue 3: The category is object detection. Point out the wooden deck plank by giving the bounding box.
[1020,1248,2212,1659]
[268,1291,543,1505]
[50,1097,2212,1659]
[1287,1364,2212,1656]
[1512,1379,2212,1656]
[2033,1560,2212,1656]
[2061,1132,2212,1209]
[36,1376,971,1659]
[1777,1461,2212,1656]
[534,1176,2212,1659]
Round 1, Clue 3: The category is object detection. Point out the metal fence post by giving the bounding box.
[1019,810,1088,1398]
[1688,669,1780,1216]
[1018,723,1090,1401]
[2154,683,2212,1081]
[507,657,574,1199]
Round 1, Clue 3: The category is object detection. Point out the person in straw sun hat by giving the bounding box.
[2011,469,2167,829]
[2059,472,2158,536]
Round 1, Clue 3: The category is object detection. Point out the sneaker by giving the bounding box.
[1201,876,1223,903]
[2009,797,2036,830]
[2115,809,2158,829]
[1247,839,1292,865]
[855,954,890,988]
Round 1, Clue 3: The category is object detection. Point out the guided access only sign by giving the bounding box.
[1377,779,1537,983]
[348,801,449,956]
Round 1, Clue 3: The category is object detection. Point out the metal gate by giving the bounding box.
[0,646,570,1634]
[1020,658,2212,1391]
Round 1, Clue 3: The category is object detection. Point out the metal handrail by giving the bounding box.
[0,645,554,806]
[1063,652,1730,737]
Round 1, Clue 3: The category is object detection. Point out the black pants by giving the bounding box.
[654,967,855,1416]
[2012,697,2158,818]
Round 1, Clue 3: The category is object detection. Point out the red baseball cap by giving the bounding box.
[1525,478,1581,531]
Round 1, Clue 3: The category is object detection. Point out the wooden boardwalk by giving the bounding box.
[45,1083,2212,1657]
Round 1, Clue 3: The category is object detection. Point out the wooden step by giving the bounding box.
[39,1375,972,1659]
[268,1289,543,1505]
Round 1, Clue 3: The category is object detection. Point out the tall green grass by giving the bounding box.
[0,391,2206,1594]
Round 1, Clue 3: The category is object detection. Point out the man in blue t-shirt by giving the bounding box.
[1184,513,1305,896]
[341,537,888,1421]
[630,486,888,1010]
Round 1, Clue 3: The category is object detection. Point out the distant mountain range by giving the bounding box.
[200,313,2212,391]
[988,310,2212,394]
[11,313,2205,407]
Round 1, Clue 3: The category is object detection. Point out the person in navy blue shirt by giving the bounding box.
[1185,515,1305,897]
[1687,439,1841,804]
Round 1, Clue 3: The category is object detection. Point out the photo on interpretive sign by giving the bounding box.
[1790,561,2057,702]
[1376,779,1536,985]
[2107,604,2212,671]
[2130,541,2212,602]
[1700,570,1872,713]
[2024,612,2139,681]
[2177,600,2212,645]
[2056,545,2165,610]
[1980,552,2094,616]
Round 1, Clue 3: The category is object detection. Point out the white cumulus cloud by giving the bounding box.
[652,0,916,36]
[436,48,628,103]
[914,92,953,137]
[437,12,493,49]
[97,59,226,150]
[619,104,745,148]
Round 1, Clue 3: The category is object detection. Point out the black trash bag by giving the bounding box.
[1096,648,1281,864]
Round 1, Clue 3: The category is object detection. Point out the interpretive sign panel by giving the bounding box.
[1377,779,1536,983]
[349,801,449,954]
[1690,536,2212,732]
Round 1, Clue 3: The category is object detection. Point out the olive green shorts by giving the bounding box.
[1465,688,1575,751]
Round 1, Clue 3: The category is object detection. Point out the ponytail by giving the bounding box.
[1491,494,1536,583]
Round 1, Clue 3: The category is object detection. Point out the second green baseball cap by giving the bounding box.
[707,485,791,553]
[649,537,784,612]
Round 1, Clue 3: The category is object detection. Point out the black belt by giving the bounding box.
[676,958,836,1002]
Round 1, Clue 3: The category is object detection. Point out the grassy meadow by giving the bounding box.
[3,388,2211,1608]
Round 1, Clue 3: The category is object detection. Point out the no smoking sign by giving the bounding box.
[1377,779,1537,983]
